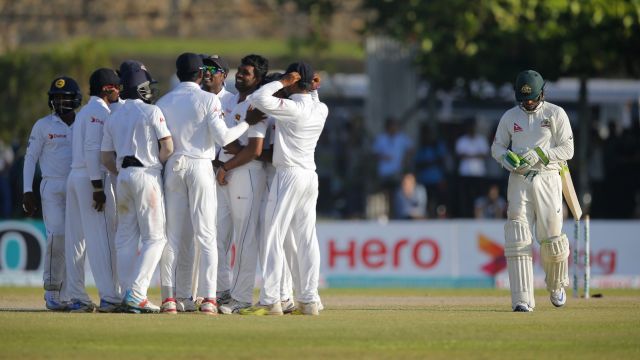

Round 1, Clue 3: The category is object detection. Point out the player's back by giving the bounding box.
[273,94,328,171]
[156,82,218,159]
[71,96,110,170]
[107,99,165,170]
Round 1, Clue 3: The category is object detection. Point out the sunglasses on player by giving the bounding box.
[200,66,225,74]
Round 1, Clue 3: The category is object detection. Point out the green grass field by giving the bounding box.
[0,287,639,359]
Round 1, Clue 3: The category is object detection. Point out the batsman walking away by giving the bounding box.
[491,69,575,312]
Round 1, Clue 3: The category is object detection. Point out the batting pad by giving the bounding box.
[504,220,535,309]
[540,234,570,291]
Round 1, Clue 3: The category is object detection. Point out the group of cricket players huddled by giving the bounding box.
[23,52,327,315]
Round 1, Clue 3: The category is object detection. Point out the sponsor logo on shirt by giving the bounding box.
[48,133,67,139]
[541,118,551,128]
[513,123,523,133]
[90,117,104,125]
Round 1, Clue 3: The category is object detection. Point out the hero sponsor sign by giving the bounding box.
[0,219,638,287]
[316,220,640,288]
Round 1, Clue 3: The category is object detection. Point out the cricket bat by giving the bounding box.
[560,162,582,220]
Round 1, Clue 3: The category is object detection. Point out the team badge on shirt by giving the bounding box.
[541,118,551,128]
[90,117,104,125]
[513,123,523,133]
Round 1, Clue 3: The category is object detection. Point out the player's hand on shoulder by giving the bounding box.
[245,107,266,125]
[22,192,38,216]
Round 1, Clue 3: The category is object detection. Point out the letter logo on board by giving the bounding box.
[0,221,46,271]
[478,234,506,276]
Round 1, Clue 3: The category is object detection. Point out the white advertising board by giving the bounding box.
[1,219,638,288]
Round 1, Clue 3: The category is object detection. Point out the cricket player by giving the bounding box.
[491,70,574,312]
[101,60,173,314]
[215,54,269,315]
[181,54,237,307]
[23,76,81,311]
[256,72,298,313]
[156,53,258,315]
[241,62,327,316]
[64,68,121,313]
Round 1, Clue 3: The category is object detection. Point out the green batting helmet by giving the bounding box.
[515,70,545,102]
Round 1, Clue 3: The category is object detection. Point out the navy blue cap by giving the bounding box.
[176,52,203,75]
[285,61,314,88]
[119,60,154,88]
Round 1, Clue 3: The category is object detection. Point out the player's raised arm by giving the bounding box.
[250,73,302,121]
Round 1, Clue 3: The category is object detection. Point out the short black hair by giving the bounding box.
[177,70,201,82]
[240,54,269,83]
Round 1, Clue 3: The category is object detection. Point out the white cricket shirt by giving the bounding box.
[217,93,267,169]
[250,81,328,171]
[23,114,73,192]
[71,96,111,180]
[491,101,574,171]
[217,87,236,118]
[156,82,249,159]
[101,99,171,171]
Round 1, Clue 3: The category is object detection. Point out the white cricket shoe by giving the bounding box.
[123,290,160,314]
[550,288,566,308]
[513,302,534,312]
[161,298,177,314]
[176,297,197,312]
[293,302,319,316]
[218,299,252,315]
[281,298,296,314]
[199,298,218,315]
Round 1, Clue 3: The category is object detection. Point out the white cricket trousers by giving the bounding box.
[40,177,67,293]
[507,171,563,241]
[259,167,320,305]
[115,167,167,300]
[161,156,218,299]
[259,168,295,301]
[215,165,265,304]
[64,169,120,303]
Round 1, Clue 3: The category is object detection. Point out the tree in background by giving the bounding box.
[0,41,109,143]
[361,0,640,198]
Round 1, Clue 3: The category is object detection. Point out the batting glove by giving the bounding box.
[501,150,525,172]
[520,147,550,168]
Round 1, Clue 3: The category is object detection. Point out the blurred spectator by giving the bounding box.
[0,139,15,218]
[455,118,489,217]
[474,184,506,219]
[415,124,448,218]
[394,173,427,220]
[372,117,414,218]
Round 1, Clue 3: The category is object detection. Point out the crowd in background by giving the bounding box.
[2,106,640,221]
[314,107,640,220]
